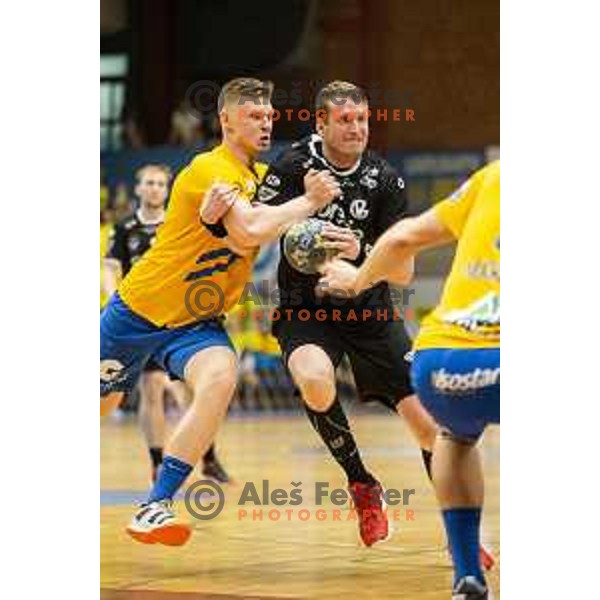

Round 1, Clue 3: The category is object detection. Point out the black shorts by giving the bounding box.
[273,313,414,411]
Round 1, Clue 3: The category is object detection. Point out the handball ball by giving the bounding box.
[283,218,337,275]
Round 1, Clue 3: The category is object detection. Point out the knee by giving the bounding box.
[189,352,239,400]
[288,346,335,406]
[140,371,167,401]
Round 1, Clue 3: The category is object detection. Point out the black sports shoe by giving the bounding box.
[452,576,488,600]
[202,455,231,484]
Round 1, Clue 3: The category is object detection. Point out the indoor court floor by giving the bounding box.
[101,412,500,599]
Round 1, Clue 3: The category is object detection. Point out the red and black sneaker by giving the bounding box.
[348,480,389,547]
[479,544,496,571]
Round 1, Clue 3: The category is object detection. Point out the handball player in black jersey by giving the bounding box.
[202,82,439,547]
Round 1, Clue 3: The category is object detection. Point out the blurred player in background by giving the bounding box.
[100,77,341,546]
[320,162,500,600]
[103,164,231,483]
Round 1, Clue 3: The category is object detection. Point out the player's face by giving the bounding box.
[136,170,169,209]
[223,99,273,156]
[319,99,369,161]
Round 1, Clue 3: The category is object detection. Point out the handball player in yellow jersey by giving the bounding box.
[320,161,499,600]
[100,78,340,546]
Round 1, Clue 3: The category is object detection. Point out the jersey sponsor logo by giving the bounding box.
[257,185,279,203]
[265,174,281,187]
[317,203,348,227]
[359,166,379,190]
[466,260,500,282]
[359,174,378,190]
[442,292,500,333]
[431,367,500,393]
[100,359,126,383]
[349,199,370,220]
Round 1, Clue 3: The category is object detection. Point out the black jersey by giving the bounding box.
[255,134,409,310]
[105,211,163,276]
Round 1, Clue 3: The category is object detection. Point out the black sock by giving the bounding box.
[149,447,164,469]
[203,444,216,463]
[421,448,433,481]
[304,399,376,485]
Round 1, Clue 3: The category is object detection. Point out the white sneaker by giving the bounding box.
[125,500,191,546]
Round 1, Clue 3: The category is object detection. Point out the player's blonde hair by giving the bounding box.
[135,164,172,183]
[218,77,273,111]
[315,80,368,121]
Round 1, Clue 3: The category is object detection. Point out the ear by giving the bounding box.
[219,109,229,131]
[316,117,325,137]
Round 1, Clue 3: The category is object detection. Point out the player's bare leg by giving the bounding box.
[397,395,495,571]
[100,392,123,417]
[288,344,336,412]
[169,347,237,465]
[138,370,168,481]
[432,432,488,597]
[288,344,388,546]
[397,393,437,451]
[126,346,238,546]
[164,378,233,484]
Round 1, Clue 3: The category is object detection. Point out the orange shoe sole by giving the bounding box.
[126,523,192,546]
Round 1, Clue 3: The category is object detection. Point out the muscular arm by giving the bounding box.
[353,207,455,290]
[320,207,455,295]
[222,193,319,247]
[201,169,339,249]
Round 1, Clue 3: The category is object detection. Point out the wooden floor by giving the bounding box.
[101,412,500,599]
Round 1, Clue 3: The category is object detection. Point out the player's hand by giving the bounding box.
[201,182,238,224]
[316,259,361,296]
[304,169,341,210]
[321,223,361,261]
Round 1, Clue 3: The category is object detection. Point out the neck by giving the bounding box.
[223,137,255,168]
[137,204,164,224]
[322,143,360,171]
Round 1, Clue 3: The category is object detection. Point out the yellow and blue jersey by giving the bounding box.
[414,161,500,351]
[118,144,267,327]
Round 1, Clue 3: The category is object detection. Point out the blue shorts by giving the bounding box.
[411,347,500,442]
[100,294,233,396]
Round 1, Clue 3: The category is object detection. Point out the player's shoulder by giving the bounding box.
[363,149,397,176]
[362,150,405,189]
[186,145,235,181]
[116,214,138,231]
[480,160,500,183]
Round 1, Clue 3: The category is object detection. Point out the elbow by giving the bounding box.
[383,219,419,251]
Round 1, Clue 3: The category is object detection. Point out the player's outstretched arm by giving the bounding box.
[357,207,455,287]
[320,207,454,294]
[202,170,340,247]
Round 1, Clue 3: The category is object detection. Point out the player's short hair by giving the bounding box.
[315,80,368,120]
[135,164,171,183]
[218,77,273,111]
